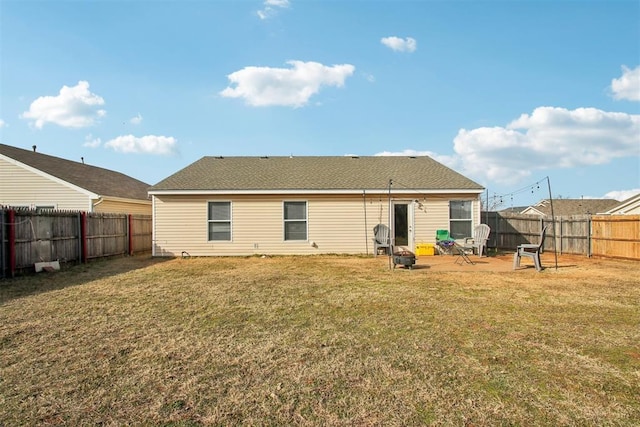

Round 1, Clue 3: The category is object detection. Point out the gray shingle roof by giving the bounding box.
[525,199,620,216]
[0,143,150,200]
[149,156,484,192]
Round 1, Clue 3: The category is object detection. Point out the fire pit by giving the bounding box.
[393,250,416,269]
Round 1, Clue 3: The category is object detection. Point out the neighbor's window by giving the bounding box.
[449,200,472,239]
[284,201,307,241]
[208,201,231,241]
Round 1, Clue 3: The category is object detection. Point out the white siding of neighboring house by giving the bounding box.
[152,193,483,257]
[621,205,640,215]
[605,195,640,215]
[0,156,91,211]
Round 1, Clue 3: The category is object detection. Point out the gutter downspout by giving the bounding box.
[151,195,156,257]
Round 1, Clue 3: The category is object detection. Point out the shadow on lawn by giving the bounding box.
[0,255,171,304]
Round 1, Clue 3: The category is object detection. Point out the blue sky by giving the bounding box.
[1,0,639,208]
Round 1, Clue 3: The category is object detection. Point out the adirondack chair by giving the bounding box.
[463,224,491,257]
[513,224,549,272]
[372,224,391,256]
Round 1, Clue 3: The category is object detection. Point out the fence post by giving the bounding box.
[77,212,82,263]
[80,212,87,263]
[128,214,133,256]
[8,209,16,277]
[587,215,592,258]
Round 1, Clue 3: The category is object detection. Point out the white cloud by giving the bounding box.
[21,81,106,128]
[83,134,102,148]
[452,106,640,184]
[104,135,177,155]
[381,36,417,53]
[0,119,6,128]
[611,65,640,101]
[604,189,640,201]
[130,113,143,125]
[220,60,355,107]
[257,0,290,20]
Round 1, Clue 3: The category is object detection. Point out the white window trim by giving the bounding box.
[207,200,232,242]
[283,200,308,242]
[449,199,474,239]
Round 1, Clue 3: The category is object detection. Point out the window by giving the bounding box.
[208,201,231,241]
[449,200,472,239]
[284,201,307,241]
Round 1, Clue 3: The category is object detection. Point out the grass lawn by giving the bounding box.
[1,255,639,426]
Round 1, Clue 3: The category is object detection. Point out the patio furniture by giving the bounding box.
[436,229,455,255]
[513,224,549,272]
[463,224,491,257]
[372,224,391,256]
[453,242,474,265]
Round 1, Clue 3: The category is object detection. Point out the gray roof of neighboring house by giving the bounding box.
[523,198,620,216]
[0,143,150,201]
[149,156,484,192]
[499,206,529,214]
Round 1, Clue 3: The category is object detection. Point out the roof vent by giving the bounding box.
[351,156,359,159]
[215,156,224,159]
[409,156,416,159]
[32,145,37,152]
[260,156,269,159]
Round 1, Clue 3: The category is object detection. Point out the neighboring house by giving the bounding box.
[604,193,640,215]
[499,206,528,214]
[148,156,484,257]
[0,143,151,214]
[520,198,620,217]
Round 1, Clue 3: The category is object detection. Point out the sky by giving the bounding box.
[1,0,639,209]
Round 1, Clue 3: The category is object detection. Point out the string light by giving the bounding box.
[484,178,547,208]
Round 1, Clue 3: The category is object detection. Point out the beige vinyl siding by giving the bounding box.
[154,194,377,256]
[413,195,451,245]
[0,157,90,211]
[94,199,152,215]
[417,195,482,243]
[153,192,482,256]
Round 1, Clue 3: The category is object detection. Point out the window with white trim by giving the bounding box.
[284,201,307,241]
[208,201,231,241]
[449,200,472,239]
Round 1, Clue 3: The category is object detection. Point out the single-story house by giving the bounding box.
[604,193,640,215]
[0,143,151,214]
[520,198,620,217]
[148,156,484,256]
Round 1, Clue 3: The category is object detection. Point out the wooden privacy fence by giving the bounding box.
[0,208,152,278]
[591,215,640,260]
[484,212,640,260]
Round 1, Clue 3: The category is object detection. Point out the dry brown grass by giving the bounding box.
[1,254,639,426]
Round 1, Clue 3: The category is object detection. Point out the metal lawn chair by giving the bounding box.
[513,224,549,272]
